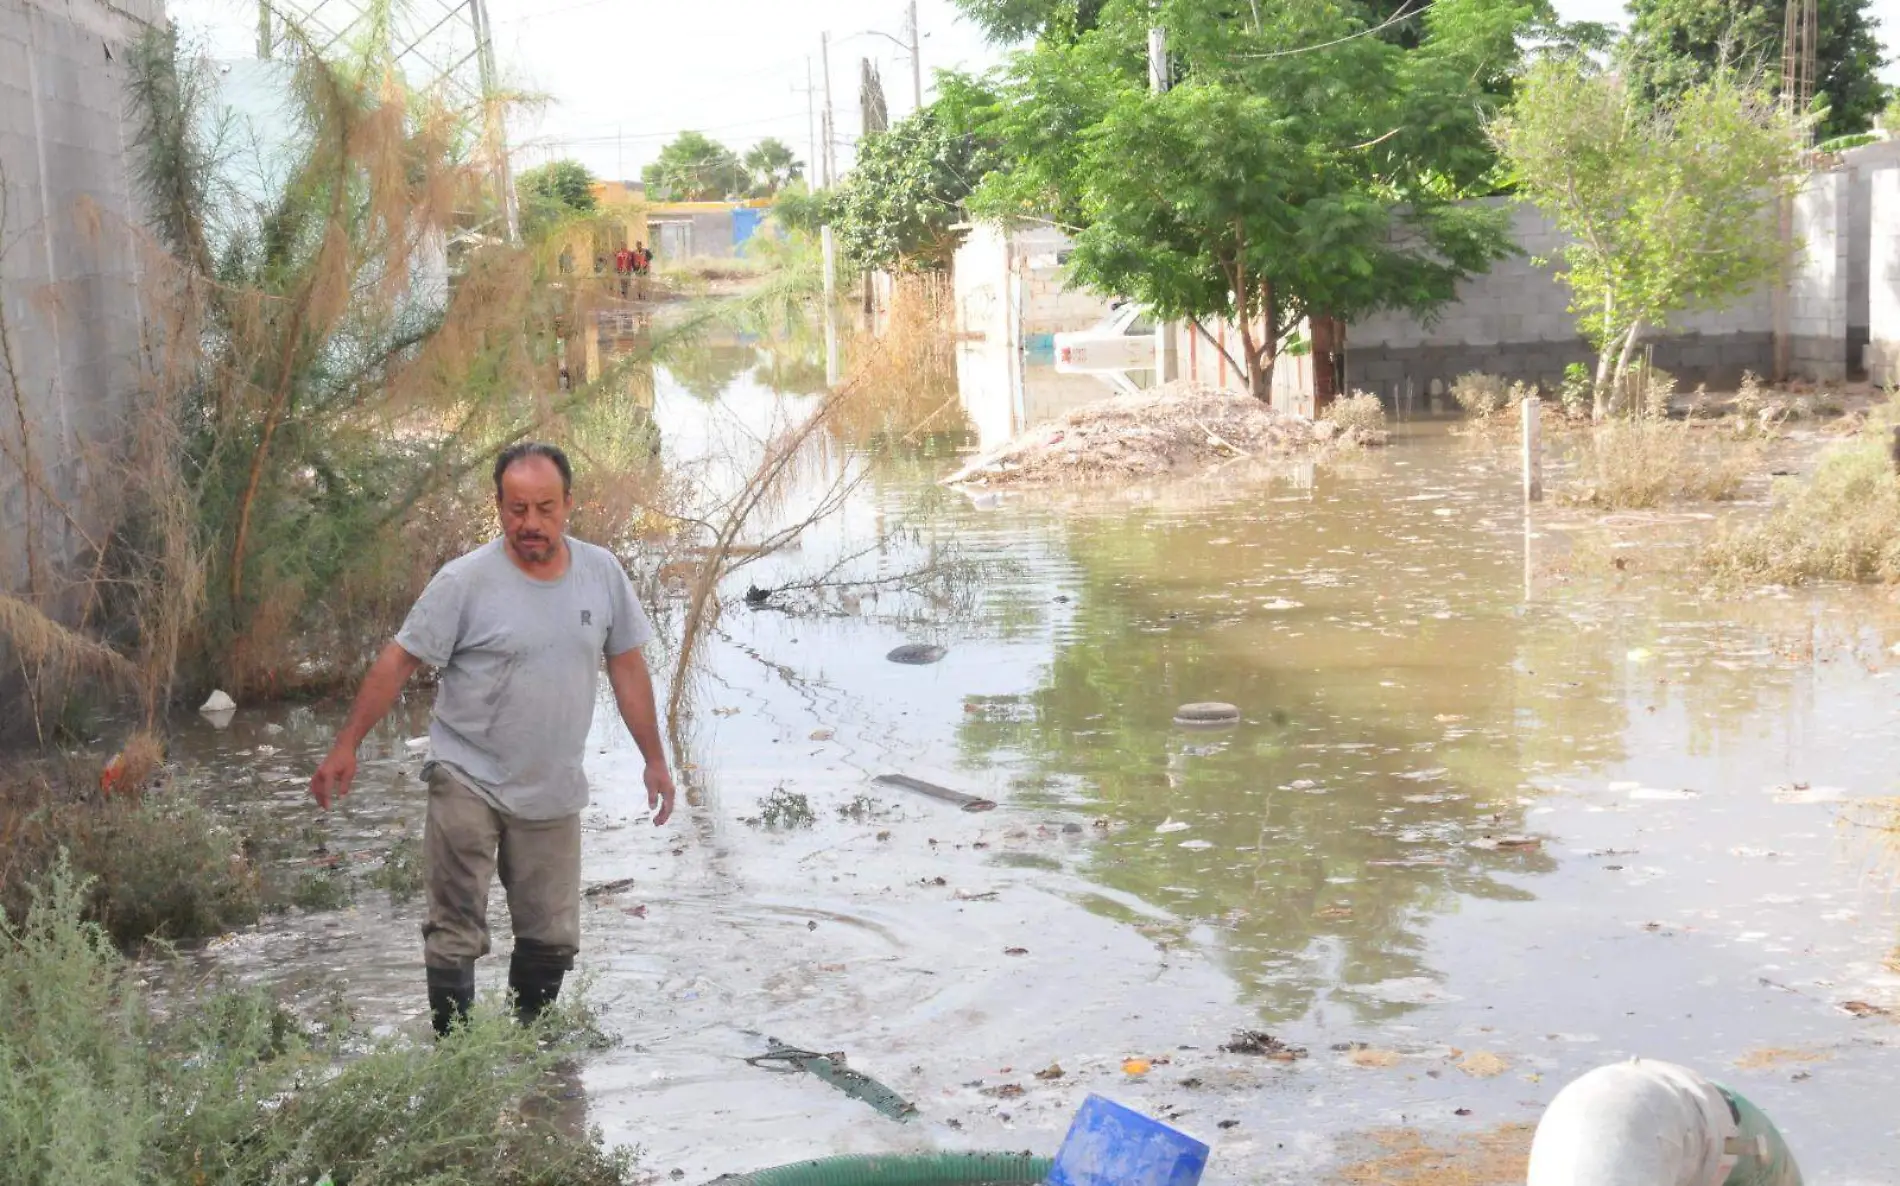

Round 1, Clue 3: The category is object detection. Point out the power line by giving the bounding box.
[1227,0,1433,60]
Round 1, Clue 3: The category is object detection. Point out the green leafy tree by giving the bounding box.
[1618,0,1888,138]
[515,158,597,237]
[961,0,1526,400]
[743,138,804,196]
[769,180,827,235]
[642,131,748,200]
[827,102,996,273]
[956,0,1109,42]
[1496,59,1803,418]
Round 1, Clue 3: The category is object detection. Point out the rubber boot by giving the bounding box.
[427,965,474,1038]
[509,942,570,1027]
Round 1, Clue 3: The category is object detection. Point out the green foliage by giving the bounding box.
[1704,402,1900,584]
[745,786,816,829]
[828,103,996,273]
[1618,0,1888,139]
[1496,60,1802,416]
[744,137,804,195]
[0,859,633,1186]
[954,0,1109,42]
[769,180,828,236]
[0,767,261,950]
[643,131,748,200]
[961,0,1526,399]
[517,159,599,237]
[1450,371,1533,418]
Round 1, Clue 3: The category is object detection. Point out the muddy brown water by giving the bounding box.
[171,356,1900,1184]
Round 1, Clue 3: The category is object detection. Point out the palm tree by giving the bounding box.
[743,138,804,197]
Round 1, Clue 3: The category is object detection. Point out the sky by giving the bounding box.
[170,0,1900,183]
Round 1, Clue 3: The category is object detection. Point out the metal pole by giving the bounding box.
[469,0,518,241]
[1521,395,1543,502]
[820,31,836,186]
[1149,21,1177,386]
[908,0,923,111]
[805,56,819,188]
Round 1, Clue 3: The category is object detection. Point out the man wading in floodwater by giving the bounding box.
[308,442,675,1036]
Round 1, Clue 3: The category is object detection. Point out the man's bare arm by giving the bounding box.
[606,647,676,826]
[309,642,424,809]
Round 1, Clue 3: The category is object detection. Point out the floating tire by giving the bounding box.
[886,644,947,665]
[1173,702,1240,727]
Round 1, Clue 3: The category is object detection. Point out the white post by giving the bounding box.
[908,0,924,112]
[820,32,837,186]
[1148,21,1177,387]
[821,224,837,302]
[1521,395,1543,502]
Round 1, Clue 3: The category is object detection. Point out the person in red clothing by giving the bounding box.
[612,246,634,297]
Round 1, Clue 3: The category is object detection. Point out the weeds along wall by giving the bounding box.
[0,0,166,736]
[0,0,164,608]
[1347,174,1855,403]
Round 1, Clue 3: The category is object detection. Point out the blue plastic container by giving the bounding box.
[1046,1094,1210,1186]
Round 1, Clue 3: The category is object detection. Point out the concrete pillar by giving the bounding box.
[1867,170,1900,386]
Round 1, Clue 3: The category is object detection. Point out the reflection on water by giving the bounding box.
[172,327,1900,1184]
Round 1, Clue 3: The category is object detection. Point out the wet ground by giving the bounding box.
[175,350,1900,1184]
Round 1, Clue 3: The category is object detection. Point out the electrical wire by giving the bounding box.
[1226,0,1433,60]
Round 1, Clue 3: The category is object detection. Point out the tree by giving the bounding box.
[743,138,803,196]
[642,132,748,200]
[515,159,597,237]
[1619,0,1888,139]
[1496,59,1803,418]
[955,0,1109,42]
[961,0,1527,401]
[827,102,996,273]
[769,180,827,235]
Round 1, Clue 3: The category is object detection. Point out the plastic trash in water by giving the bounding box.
[1048,1094,1209,1186]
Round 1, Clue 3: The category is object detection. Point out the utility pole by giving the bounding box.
[470,0,517,241]
[794,57,819,190]
[908,0,923,111]
[1149,19,1177,386]
[820,31,837,187]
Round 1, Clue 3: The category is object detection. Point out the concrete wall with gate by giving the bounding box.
[1,0,165,614]
[1865,170,1900,385]
[1346,172,1857,402]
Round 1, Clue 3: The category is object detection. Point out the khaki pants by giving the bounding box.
[422,763,581,979]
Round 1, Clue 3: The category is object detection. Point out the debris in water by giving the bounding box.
[1221,1031,1307,1061]
[1174,701,1241,727]
[1457,1051,1511,1078]
[1349,1048,1404,1069]
[745,1039,918,1121]
[404,736,430,752]
[1470,835,1542,852]
[942,382,1374,489]
[873,773,996,812]
[1004,946,1029,957]
[1840,1000,1890,1018]
[200,689,237,713]
[1155,818,1191,834]
[1035,1063,1066,1081]
[808,728,835,741]
[981,1083,1026,1099]
[1628,786,1699,801]
[886,644,947,665]
[1122,1057,1153,1075]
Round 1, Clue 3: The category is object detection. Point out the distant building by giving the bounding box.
[587,183,774,261]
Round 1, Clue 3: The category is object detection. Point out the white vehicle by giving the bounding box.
[1054,301,1156,374]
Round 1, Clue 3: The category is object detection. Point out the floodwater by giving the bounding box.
[176,334,1900,1184]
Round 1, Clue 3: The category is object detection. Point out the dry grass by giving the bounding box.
[1733,1045,1834,1070]
[1451,372,1534,420]
[1324,392,1391,444]
[1703,407,1900,585]
[1455,1051,1510,1078]
[1562,419,1762,509]
[1333,1124,1533,1185]
[944,381,1327,488]
[1348,1048,1405,1069]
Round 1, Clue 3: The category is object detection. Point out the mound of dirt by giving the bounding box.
[943,381,1369,488]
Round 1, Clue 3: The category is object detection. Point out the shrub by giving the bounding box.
[1322,392,1389,442]
[1559,363,1592,419]
[0,760,262,949]
[0,860,633,1186]
[1562,419,1761,509]
[1703,419,1900,585]
[1451,372,1532,419]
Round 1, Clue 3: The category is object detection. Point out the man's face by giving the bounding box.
[497,456,572,565]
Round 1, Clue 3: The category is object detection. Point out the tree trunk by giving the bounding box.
[1591,292,1616,421]
[1611,320,1645,415]
[1310,313,1343,414]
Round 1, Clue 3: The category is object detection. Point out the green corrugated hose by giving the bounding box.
[711,1152,1053,1186]
[1721,1087,1804,1186]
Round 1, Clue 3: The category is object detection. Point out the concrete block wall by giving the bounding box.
[1,0,164,609]
[1348,177,1854,397]
[1789,170,1850,383]
[1841,140,1900,365]
[1867,170,1900,386]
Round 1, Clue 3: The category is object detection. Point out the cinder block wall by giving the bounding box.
[1867,170,1900,386]
[1,0,165,609]
[1348,176,1854,399]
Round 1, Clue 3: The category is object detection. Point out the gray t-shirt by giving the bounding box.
[395,536,655,819]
